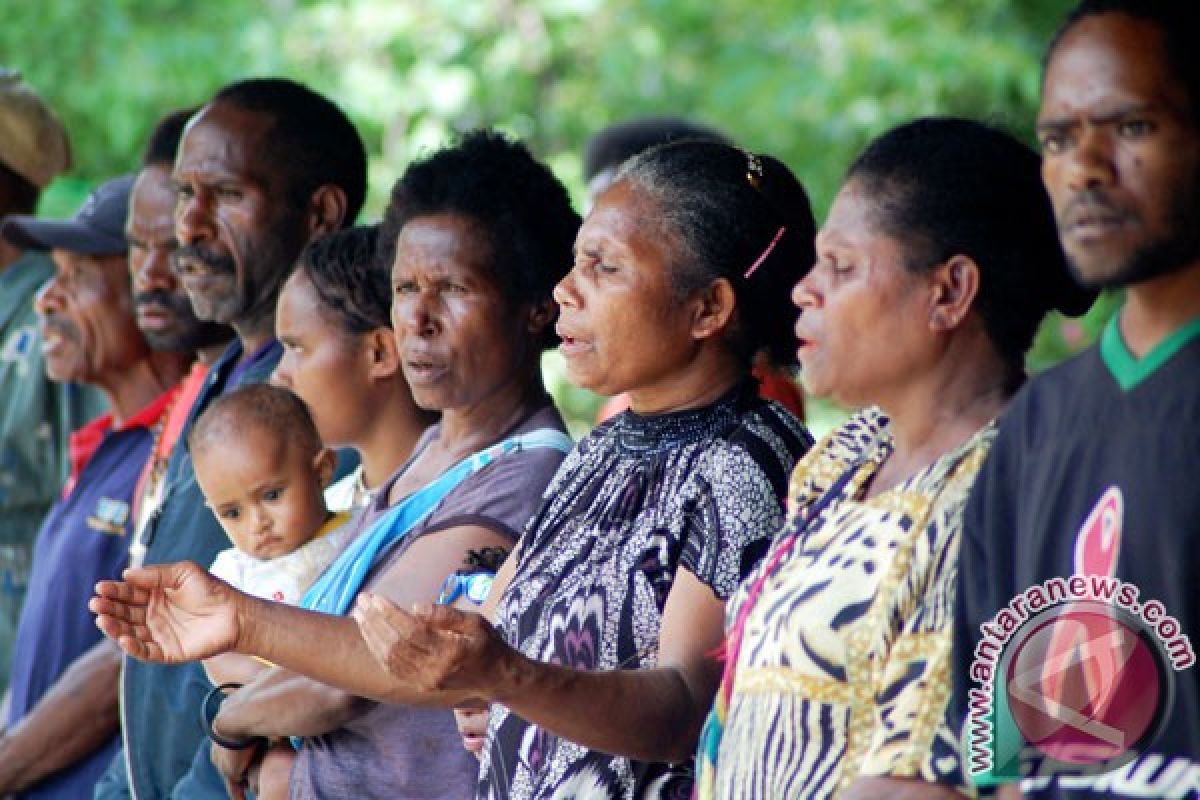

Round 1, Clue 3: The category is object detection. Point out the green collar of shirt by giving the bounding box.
[1100,310,1200,391]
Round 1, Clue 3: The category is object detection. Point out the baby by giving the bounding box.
[189,383,352,800]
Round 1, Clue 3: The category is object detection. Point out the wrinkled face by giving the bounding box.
[553,180,699,400]
[171,102,309,328]
[792,179,932,407]
[127,166,230,353]
[273,269,374,448]
[35,249,148,385]
[1038,13,1200,289]
[193,426,332,561]
[389,213,536,413]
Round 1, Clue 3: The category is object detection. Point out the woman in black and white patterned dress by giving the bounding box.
[353,140,816,800]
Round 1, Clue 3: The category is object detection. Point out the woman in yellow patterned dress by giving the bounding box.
[695,118,1096,800]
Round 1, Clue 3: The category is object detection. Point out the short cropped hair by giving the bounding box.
[296,225,386,334]
[583,116,731,182]
[141,107,198,169]
[846,117,1096,368]
[213,78,368,223]
[378,130,579,349]
[1047,1,1200,122]
[618,140,816,368]
[189,383,322,461]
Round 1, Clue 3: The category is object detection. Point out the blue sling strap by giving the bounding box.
[299,428,573,617]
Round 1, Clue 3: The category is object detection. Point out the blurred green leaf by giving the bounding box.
[3,0,1089,431]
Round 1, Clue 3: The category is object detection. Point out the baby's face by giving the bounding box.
[193,425,333,560]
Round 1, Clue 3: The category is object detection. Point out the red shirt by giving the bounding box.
[63,384,180,499]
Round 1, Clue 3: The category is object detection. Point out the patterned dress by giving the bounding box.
[480,382,811,800]
[700,407,994,799]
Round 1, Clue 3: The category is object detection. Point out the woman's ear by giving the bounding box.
[690,278,738,342]
[312,447,338,490]
[364,327,402,381]
[526,297,557,337]
[307,185,350,237]
[927,254,980,332]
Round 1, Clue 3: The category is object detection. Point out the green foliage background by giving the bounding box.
[2,0,1112,434]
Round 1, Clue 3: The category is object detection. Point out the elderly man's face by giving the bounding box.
[1038,12,1200,289]
[126,165,229,353]
[35,249,148,385]
[170,101,309,332]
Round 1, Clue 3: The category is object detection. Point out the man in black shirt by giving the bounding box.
[953,2,1200,798]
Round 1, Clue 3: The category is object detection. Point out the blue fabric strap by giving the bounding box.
[300,428,573,617]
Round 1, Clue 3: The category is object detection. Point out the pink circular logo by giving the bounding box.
[1005,602,1168,770]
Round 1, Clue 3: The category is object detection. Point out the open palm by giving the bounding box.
[91,561,242,664]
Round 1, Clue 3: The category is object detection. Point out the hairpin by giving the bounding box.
[744,226,786,279]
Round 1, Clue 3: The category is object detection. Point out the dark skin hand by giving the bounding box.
[351,561,727,765]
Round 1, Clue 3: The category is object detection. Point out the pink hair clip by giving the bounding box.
[744,226,786,279]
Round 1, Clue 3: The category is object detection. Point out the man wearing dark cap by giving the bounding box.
[0,69,106,693]
[94,77,366,800]
[0,176,190,799]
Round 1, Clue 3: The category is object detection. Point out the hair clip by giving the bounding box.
[744,226,786,279]
[745,151,764,191]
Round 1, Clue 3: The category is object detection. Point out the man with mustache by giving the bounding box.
[124,108,232,546]
[0,70,107,694]
[0,175,191,799]
[94,78,366,800]
[953,2,1200,798]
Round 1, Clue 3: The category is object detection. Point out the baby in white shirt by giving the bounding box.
[190,383,352,799]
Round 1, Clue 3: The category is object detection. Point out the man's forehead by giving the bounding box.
[174,102,276,181]
[1042,14,1187,118]
[127,171,176,233]
[52,248,127,271]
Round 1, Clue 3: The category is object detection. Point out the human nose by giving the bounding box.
[175,187,215,246]
[34,275,66,316]
[1064,127,1117,192]
[270,355,293,389]
[398,291,441,338]
[552,268,581,311]
[792,265,821,311]
[251,503,271,533]
[132,245,177,293]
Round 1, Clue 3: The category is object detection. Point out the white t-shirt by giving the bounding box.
[209,512,353,604]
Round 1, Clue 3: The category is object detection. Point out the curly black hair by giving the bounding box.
[1047,1,1200,122]
[296,225,386,334]
[846,117,1096,368]
[617,140,816,368]
[213,77,368,224]
[378,130,580,349]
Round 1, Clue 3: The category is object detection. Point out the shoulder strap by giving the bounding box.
[300,428,573,617]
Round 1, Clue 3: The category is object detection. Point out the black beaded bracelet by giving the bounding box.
[200,682,260,751]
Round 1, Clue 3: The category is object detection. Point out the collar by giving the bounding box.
[1100,310,1200,391]
[64,383,181,499]
[227,338,282,388]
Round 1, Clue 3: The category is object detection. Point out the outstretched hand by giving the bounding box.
[90,561,243,664]
[351,592,516,700]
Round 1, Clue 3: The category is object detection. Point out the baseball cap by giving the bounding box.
[0,174,134,255]
[0,68,71,189]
